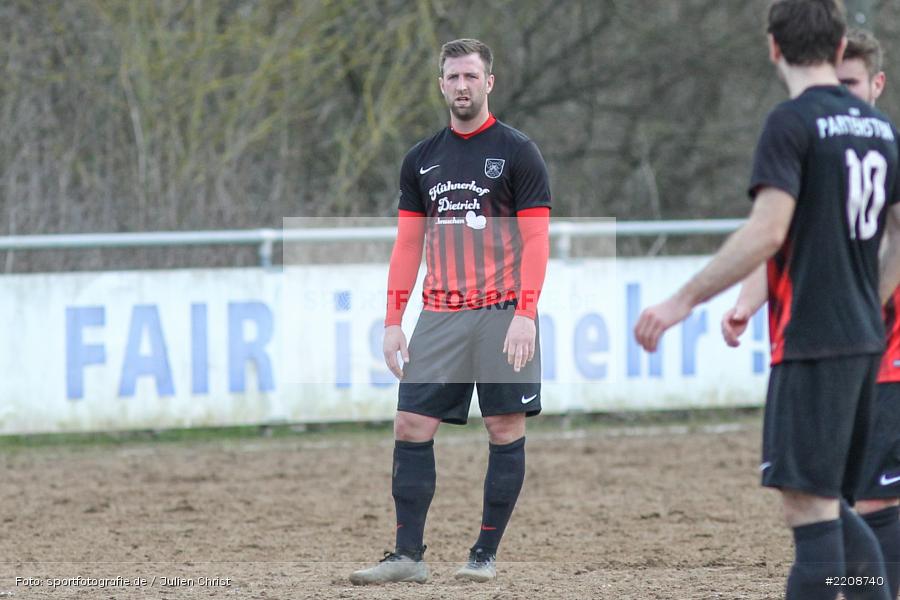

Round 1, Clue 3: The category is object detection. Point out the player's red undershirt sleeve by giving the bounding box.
[515,207,550,320]
[385,210,426,327]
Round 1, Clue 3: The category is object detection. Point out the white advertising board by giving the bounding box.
[0,257,768,434]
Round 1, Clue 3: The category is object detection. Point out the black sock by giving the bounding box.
[392,439,436,556]
[840,501,890,600]
[786,518,844,600]
[862,506,900,600]
[474,436,526,554]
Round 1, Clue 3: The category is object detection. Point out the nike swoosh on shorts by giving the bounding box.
[880,473,900,486]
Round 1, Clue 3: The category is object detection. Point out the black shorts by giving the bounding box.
[398,304,541,425]
[856,382,900,500]
[761,354,879,499]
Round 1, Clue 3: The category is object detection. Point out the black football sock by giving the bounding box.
[392,439,436,556]
[786,518,844,600]
[474,436,526,554]
[862,506,900,599]
[840,500,890,600]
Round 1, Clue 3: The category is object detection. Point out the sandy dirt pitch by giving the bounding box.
[0,420,795,599]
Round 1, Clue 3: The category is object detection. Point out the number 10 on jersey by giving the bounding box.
[846,149,887,241]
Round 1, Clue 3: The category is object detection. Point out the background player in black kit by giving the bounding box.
[349,38,551,585]
[635,1,900,598]
[723,27,900,599]
[836,34,900,600]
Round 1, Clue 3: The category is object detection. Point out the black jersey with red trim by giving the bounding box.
[749,85,900,364]
[879,289,900,382]
[398,115,551,311]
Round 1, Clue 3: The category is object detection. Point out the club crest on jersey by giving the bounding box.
[484,158,505,179]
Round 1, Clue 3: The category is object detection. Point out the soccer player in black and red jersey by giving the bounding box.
[349,38,551,585]
[635,2,900,598]
[723,27,900,599]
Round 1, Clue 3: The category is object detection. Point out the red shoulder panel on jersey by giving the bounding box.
[767,242,793,365]
[878,289,900,382]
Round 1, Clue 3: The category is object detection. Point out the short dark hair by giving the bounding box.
[439,39,493,76]
[844,27,883,75]
[767,0,846,66]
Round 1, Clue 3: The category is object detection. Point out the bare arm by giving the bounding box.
[635,188,795,352]
[734,264,768,314]
[675,189,793,307]
[721,264,767,347]
[880,203,900,304]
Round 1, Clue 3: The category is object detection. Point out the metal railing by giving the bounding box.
[0,219,745,267]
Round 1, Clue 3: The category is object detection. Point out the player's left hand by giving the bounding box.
[633,295,693,353]
[721,305,752,347]
[503,315,536,373]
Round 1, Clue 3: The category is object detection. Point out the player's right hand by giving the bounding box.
[383,325,410,380]
[721,306,751,347]
[634,295,692,353]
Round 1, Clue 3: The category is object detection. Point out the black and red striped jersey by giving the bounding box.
[398,115,551,311]
[879,289,900,382]
[749,85,900,364]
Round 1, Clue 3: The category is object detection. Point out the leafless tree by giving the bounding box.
[2,0,899,270]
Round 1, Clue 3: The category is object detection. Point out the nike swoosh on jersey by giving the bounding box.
[520,394,537,404]
[419,164,439,174]
[880,473,900,486]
